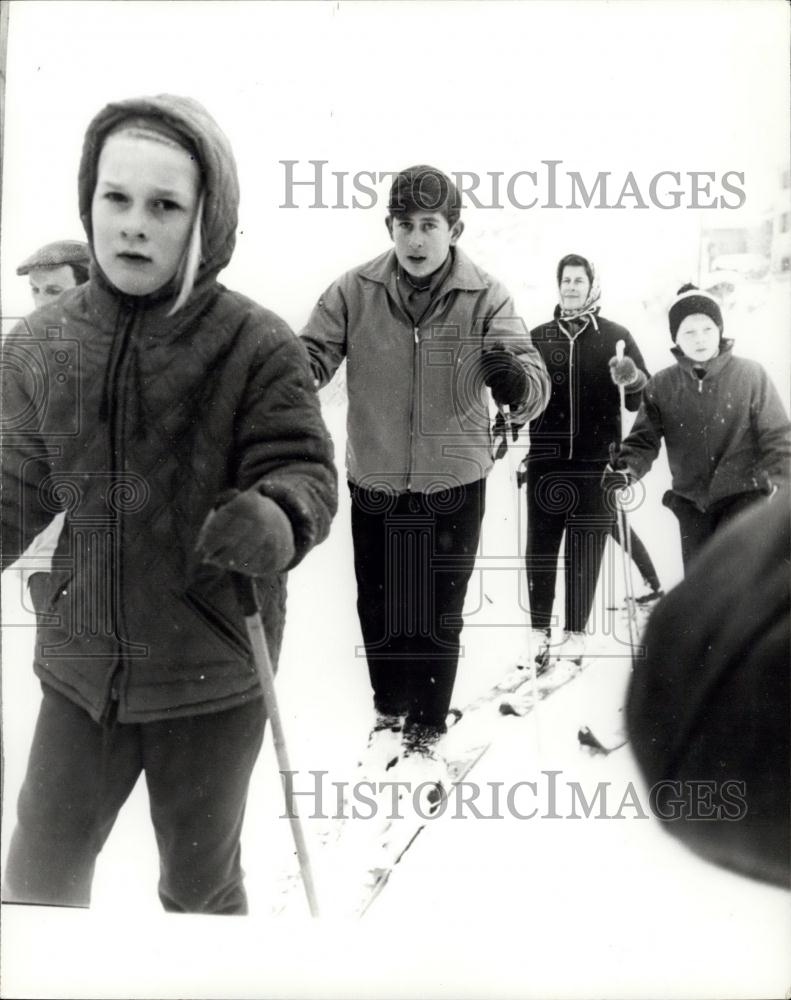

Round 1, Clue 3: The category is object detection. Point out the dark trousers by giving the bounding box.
[666,491,767,570]
[610,524,661,592]
[2,685,266,914]
[525,459,614,633]
[349,479,486,731]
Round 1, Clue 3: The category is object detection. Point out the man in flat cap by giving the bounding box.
[17,239,90,309]
[13,241,90,588]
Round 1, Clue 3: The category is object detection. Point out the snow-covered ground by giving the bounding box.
[2,282,790,998]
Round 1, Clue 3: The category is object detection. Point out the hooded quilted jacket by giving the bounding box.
[620,341,791,510]
[1,95,337,723]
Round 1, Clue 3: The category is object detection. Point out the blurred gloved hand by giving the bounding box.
[481,346,528,408]
[196,490,295,577]
[608,354,643,389]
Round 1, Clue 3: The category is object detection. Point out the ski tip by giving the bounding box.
[577,725,607,752]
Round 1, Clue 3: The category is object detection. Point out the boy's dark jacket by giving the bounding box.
[620,341,791,510]
[527,309,648,462]
[1,95,338,723]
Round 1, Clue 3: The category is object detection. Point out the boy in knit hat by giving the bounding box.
[17,239,90,309]
[301,164,549,797]
[605,284,791,569]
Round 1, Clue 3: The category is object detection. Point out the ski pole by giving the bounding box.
[503,406,541,747]
[615,339,627,412]
[613,338,639,655]
[232,572,320,918]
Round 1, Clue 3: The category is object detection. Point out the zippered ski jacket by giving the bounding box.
[300,248,550,493]
[620,342,791,511]
[526,309,648,462]
[1,95,337,724]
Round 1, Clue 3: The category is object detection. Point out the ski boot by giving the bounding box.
[395,723,450,817]
[356,711,404,780]
[548,629,587,666]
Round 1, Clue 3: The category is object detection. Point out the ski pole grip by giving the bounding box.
[232,572,260,617]
[503,403,514,440]
[616,339,625,362]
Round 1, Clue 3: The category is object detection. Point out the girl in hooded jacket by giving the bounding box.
[1,95,337,914]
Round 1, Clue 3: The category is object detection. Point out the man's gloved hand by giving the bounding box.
[608,354,643,389]
[491,410,524,460]
[195,490,295,577]
[756,469,778,498]
[601,459,634,492]
[480,346,529,408]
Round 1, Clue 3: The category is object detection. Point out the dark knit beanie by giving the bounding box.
[388,165,462,226]
[668,283,724,341]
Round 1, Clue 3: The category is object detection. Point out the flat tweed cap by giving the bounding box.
[17,240,90,275]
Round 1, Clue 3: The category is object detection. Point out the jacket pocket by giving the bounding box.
[182,588,251,659]
[28,568,74,610]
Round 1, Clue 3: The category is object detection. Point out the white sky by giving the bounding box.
[2,0,789,331]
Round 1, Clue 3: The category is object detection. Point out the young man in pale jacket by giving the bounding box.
[301,165,549,799]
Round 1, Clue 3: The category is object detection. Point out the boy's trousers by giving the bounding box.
[3,684,266,914]
[525,458,615,633]
[349,479,486,732]
[664,490,767,569]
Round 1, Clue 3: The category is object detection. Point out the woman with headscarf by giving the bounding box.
[521,253,650,664]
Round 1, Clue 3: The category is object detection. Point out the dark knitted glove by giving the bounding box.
[480,347,528,408]
[608,355,645,390]
[196,490,295,577]
[601,457,634,492]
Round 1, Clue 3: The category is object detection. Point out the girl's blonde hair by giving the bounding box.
[168,194,204,316]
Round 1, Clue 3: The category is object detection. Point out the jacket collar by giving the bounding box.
[671,339,735,378]
[358,247,488,295]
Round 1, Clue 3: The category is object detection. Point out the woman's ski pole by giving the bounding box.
[613,340,639,654]
[232,572,320,918]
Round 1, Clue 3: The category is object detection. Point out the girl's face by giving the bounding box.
[91,133,200,297]
[675,314,721,362]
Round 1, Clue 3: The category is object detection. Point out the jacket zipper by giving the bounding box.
[567,338,576,459]
[104,303,137,714]
[406,325,419,491]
